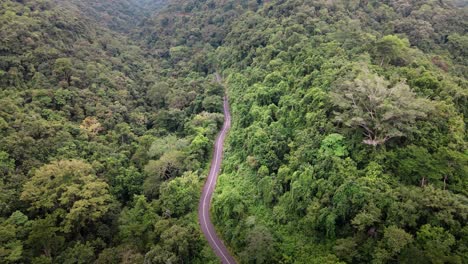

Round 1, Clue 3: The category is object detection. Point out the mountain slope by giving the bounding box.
[0,0,222,263]
[209,1,468,263]
[0,0,467,263]
[134,0,468,262]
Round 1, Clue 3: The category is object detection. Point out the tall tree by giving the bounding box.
[331,66,433,146]
[20,160,114,233]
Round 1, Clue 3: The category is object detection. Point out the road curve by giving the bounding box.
[198,73,237,264]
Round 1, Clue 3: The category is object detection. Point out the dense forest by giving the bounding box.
[0,0,222,262]
[0,0,467,263]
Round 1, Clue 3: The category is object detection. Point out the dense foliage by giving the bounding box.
[0,0,467,263]
[0,0,222,262]
[210,0,468,263]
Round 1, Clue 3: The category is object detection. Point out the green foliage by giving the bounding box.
[148,135,188,159]
[144,224,201,264]
[0,0,223,262]
[0,211,29,263]
[56,242,95,264]
[0,0,466,262]
[373,226,413,263]
[208,0,467,262]
[147,82,170,109]
[239,225,276,264]
[118,195,159,251]
[111,166,144,203]
[143,150,186,198]
[26,216,65,259]
[21,160,114,233]
[331,66,434,146]
[159,172,199,217]
[319,133,348,157]
[374,35,411,66]
[413,225,459,263]
[53,58,73,86]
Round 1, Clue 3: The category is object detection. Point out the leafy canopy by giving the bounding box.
[331,66,434,146]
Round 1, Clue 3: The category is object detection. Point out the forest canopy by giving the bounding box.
[0,0,467,263]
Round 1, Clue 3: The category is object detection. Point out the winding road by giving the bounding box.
[198,73,237,264]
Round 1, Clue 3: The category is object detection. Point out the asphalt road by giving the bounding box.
[198,73,237,264]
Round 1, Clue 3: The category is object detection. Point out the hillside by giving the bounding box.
[0,0,467,263]
[210,1,468,263]
[0,0,221,263]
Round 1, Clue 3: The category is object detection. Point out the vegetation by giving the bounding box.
[209,1,468,263]
[0,0,221,262]
[331,66,433,146]
[0,0,467,263]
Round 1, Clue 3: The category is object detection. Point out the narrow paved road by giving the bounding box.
[198,73,237,264]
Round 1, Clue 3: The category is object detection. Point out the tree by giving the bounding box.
[334,237,358,263]
[159,172,199,217]
[151,109,185,132]
[96,246,144,264]
[144,151,185,181]
[240,225,275,264]
[80,116,104,138]
[56,242,95,264]
[373,226,413,264]
[143,224,198,264]
[319,133,348,158]
[144,246,178,264]
[390,145,441,186]
[118,195,159,251]
[20,160,114,233]
[0,179,15,216]
[147,135,188,159]
[0,211,29,263]
[202,95,222,112]
[412,224,461,263]
[159,225,196,262]
[0,151,14,175]
[147,82,170,109]
[374,35,410,66]
[143,151,186,199]
[189,133,210,159]
[213,188,246,221]
[331,67,433,146]
[53,58,73,86]
[111,166,144,203]
[26,216,64,260]
[447,33,468,62]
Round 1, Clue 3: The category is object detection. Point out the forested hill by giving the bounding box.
[1,0,222,263]
[207,1,468,263]
[0,0,467,263]
[56,0,166,33]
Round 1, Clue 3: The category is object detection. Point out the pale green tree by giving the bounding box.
[21,160,114,233]
[331,67,433,146]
